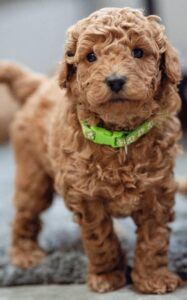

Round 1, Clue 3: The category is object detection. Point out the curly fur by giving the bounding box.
[0,7,183,294]
[0,84,18,143]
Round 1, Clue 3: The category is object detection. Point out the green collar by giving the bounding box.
[80,119,155,151]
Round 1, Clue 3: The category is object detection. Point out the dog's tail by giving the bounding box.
[176,178,187,196]
[0,61,46,143]
[0,61,46,105]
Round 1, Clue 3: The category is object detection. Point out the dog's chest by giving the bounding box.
[59,136,166,217]
[84,147,154,216]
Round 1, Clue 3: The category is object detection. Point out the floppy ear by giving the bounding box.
[58,25,78,89]
[161,40,182,85]
[58,57,76,89]
[147,16,181,85]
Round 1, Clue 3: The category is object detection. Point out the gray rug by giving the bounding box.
[1,144,187,286]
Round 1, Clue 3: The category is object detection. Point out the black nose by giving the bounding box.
[106,75,126,93]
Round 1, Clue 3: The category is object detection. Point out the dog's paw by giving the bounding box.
[132,268,182,294]
[87,270,126,293]
[10,242,46,269]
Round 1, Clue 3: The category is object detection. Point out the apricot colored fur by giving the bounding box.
[0,8,182,294]
[0,84,18,143]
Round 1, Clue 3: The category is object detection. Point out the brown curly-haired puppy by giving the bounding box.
[0,7,182,294]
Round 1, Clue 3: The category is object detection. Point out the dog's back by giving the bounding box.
[0,61,66,174]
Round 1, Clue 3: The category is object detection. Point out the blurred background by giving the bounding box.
[0,0,187,129]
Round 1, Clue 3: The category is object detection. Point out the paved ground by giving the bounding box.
[1,283,187,300]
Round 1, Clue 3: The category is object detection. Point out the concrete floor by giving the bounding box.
[1,284,187,300]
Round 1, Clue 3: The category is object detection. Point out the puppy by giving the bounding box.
[0,7,182,294]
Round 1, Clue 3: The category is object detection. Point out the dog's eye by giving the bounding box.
[132,48,144,58]
[86,52,97,62]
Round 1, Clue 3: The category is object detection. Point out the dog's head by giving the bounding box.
[59,7,181,129]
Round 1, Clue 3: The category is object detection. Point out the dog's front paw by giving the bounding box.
[87,270,126,293]
[132,268,182,294]
[10,241,46,269]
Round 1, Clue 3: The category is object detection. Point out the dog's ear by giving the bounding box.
[58,55,76,89]
[161,39,182,85]
[58,26,78,89]
[147,16,181,85]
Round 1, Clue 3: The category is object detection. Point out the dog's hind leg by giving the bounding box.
[11,160,53,269]
[10,127,54,269]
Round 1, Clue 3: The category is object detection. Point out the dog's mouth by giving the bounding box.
[106,96,145,106]
[78,95,159,132]
[108,97,125,104]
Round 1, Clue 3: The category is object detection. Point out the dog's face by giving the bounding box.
[59,8,181,129]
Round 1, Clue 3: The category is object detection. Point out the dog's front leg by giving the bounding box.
[131,187,181,294]
[75,200,126,293]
